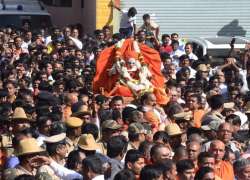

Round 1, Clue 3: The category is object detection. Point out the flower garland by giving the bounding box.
[111,39,154,97]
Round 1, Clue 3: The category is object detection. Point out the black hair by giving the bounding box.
[4,80,17,88]
[176,159,194,174]
[225,114,241,126]
[185,42,193,48]
[122,106,137,123]
[179,55,190,62]
[112,109,122,121]
[38,81,53,92]
[82,123,99,140]
[160,52,170,60]
[162,34,170,40]
[82,155,103,175]
[207,94,224,110]
[94,29,103,36]
[194,166,214,180]
[224,147,237,161]
[102,25,111,31]
[143,14,150,20]
[190,94,202,105]
[140,92,154,105]
[46,141,66,156]
[66,150,82,170]
[36,106,50,117]
[186,127,202,137]
[128,7,137,17]
[154,159,175,173]
[111,96,124,104]
[107,135,128,158]
[198,152,214,165]
[139,141,155,155]
[14,36,22,42]
[140,165,162,180]
[165,79,177,88]
[171,40,179,46]
[180,66,191,74]
[125,149,144,168]
[153,131,169,144]
[128,132,139,142]
[171,33,179,38]
[114,169,135,180]
[37,116,51,128]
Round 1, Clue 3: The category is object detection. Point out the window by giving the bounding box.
[41,0,72,7]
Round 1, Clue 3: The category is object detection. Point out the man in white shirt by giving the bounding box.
[171,33,185,51]
[185,42,198,61]
[170,40,185,66]
[178,55,196,78]
[112,3,137,38]
[36,116,52,146]
[215,70,228,98]
[21,30,32,51]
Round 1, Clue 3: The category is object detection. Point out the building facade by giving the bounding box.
[43,0,250,38]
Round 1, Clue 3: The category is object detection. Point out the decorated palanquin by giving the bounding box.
[93,38,169,104]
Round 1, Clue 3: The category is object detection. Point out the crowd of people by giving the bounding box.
[1,4,250,180]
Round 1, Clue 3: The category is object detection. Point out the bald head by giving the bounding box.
[188,141,201,148]
[187,141,201,162]
[188,133,203,144]
[150,144,171,163]
[210,140,225,149]
[218,122,233,143]
[209,140,225,163]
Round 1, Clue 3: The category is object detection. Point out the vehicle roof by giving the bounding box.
[187,36,249,49]
[0,11,50,15]
[0,0,50,15]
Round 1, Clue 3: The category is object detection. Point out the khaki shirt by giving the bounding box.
[65,137,79,155]
[201,111,225,125]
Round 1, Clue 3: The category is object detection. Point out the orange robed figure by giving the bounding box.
[93,38,169,104]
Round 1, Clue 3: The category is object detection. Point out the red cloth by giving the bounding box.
[160,45,173,54]
[93,39,165,96]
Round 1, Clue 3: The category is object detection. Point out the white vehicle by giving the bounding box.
[0,0,52,29]
[186,36,249,65]
[187,36,249,56]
